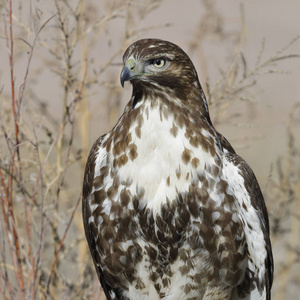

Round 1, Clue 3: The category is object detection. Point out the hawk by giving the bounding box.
[82,39,273,300]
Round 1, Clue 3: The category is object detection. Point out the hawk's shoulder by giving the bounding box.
[83,135,105,199]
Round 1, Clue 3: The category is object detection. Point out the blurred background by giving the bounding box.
[0,0,299,299]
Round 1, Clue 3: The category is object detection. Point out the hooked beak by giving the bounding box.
[120,58,137,88]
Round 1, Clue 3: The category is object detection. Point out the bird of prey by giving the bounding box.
[82,39,273,300]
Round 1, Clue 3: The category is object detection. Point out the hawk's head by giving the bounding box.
[120,39,208,114]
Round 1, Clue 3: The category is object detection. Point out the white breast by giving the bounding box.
[115,101,217,212]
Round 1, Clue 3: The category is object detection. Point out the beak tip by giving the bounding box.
[120,65,131,88]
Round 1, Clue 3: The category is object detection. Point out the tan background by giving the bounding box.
[0,0,299,299]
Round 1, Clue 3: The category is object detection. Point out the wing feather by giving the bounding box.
[82,135,121,300]
[223,148,273,300]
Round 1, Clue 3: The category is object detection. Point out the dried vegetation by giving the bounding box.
[0,0,299,299]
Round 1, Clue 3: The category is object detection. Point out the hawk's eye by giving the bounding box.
[152,58,166,68]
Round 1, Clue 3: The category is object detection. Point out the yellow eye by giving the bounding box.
[152,58,166,68]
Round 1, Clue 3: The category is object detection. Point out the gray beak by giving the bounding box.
[120,65,132,88]
[120,58,138,87]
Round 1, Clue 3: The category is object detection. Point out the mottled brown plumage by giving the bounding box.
[82,39,273,300]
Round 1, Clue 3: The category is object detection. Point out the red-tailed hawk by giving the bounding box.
[82,39,273,300]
